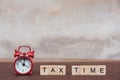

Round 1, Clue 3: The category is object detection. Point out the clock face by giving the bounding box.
[15,57,32,74]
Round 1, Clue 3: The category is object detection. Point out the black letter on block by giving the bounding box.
[100,68,104,73]
[74,67,78,72]
[43,67,46,72]
[51,68,56,73]
[59,68,63,73]
[90,68,96,73]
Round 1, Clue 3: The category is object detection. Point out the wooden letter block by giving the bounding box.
[97,65,106,75]
[58,65,66,75]
[72,66,80,75]
[87,65,98,75]
[40,65,49,75]
[48,65,58,75]
[80,65,89,75]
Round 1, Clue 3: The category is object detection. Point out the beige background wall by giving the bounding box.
[0,0,120,59]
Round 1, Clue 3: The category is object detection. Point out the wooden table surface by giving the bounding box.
[0,60,120,80]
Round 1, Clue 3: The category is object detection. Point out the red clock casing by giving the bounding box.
[14,46,34,75]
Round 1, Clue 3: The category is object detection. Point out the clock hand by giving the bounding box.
[25,65,29,68]
[23,59,29,68]
[24,59,25,64]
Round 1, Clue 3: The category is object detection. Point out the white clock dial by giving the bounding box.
[15,58,32,74]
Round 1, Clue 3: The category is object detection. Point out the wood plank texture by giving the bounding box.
[0,60,120,80]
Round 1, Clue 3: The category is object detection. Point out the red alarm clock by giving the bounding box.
[14,46,34,75]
